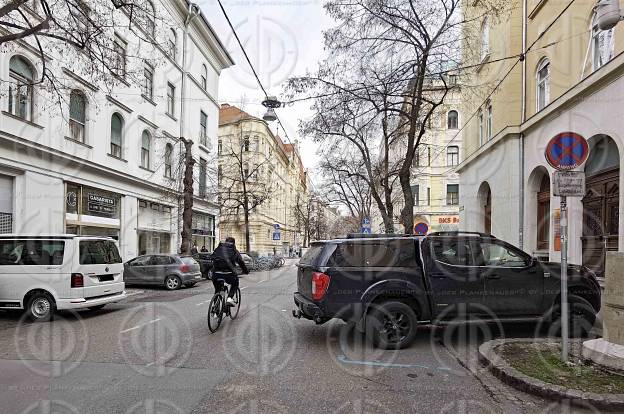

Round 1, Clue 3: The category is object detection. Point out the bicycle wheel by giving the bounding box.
[207,294,223,333]
[229,288,241,320]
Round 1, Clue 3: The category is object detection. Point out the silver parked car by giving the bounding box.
[124,254,202,290]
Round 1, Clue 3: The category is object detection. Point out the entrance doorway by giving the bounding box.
[478,182,492,234]
[582,135,620,278]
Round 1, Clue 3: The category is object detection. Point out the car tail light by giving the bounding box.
[311,272,330,301]
[71,273,84,288]
[180,264,190,273]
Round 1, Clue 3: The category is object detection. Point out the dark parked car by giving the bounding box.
[124,254,202,290]
[293,232,601,349]
[193,252,214,279]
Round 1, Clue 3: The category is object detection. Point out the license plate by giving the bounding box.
[195,275,201,279]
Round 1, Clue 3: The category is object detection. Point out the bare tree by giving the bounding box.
[218,131,274,253]
[288,0,507,234]
[293,193,312,247]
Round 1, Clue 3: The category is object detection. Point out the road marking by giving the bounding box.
[337,355,452,371]
[120,318,161,334]
[257,280,265,284]
[240,286,248,290]
[125,291,144,297]
[195,300,210,306]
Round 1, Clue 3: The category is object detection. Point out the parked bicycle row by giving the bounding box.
[193,251,286,279]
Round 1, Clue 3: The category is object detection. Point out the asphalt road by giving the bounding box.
[0,261,600,413]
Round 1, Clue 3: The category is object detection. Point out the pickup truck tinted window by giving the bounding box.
[431,238,475,266]
[479,242,528,267]
[300,245,326,266]
[327,240,416,267]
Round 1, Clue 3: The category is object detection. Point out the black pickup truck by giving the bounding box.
[293,232,601,349]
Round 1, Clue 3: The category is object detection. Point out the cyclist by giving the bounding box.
[210,237,249,306]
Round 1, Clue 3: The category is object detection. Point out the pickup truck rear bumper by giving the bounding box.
[293,292,328,324]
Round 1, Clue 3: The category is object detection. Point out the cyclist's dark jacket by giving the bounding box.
[211,241,249,274]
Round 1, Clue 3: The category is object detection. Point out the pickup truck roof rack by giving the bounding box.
[427,231,496,238]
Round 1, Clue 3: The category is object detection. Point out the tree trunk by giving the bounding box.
[180,139,195,255]
[399,168,414,234]
[243,193,251,253]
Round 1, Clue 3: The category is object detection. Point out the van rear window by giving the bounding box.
[79,240,122,265]
[0,240,65,265]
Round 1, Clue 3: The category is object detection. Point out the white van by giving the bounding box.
[0,235,126,321]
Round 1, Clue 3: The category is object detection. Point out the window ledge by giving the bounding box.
[107,153,127,162]
[166,112,178,121]
[64,136,92,148]
[2,111,44,129]
[139,165,155,173]
[141,94,157,106]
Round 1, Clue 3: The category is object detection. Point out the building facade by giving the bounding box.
[459,0,624,277]
[218,104,308,255]
[0,0,233,259]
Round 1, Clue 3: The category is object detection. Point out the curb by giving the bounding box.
[478,338,624,410]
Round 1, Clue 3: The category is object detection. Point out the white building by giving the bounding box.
[0,0,233,259]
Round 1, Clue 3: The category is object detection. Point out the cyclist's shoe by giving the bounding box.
[226,297,237,306]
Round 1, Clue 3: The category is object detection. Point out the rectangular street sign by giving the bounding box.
[272,232,281,241]
[553,171,585,197]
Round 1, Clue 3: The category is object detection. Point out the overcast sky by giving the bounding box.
[200,0,334,184]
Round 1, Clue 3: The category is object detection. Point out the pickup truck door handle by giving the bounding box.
[485,274,501,280]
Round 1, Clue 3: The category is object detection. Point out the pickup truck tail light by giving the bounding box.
[180,264,190,273]
[311,272,330,301]
[71,273,84,288]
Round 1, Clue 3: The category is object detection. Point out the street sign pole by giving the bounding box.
[545,132,590,364]
[560,196,569,362]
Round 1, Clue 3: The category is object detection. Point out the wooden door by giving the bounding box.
[484,189,492,234]
[582,168,619,277]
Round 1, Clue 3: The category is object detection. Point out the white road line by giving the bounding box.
[195,300,210,306]
[120,318,161,334]
[257,280,265,284]
[240,286,248,290]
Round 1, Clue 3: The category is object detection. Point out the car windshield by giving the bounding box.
[79,240,122,265]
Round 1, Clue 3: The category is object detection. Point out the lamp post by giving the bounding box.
[262,96,282,122]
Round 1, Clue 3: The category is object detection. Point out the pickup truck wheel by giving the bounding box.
[551,294,596,338]
[367,301,418,349]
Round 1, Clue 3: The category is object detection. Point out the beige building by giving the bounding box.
[459,0,624,277]
[218,104,308,255]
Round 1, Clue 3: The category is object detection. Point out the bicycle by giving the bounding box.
[207,278,241,333]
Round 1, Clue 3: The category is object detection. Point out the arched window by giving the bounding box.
[141,130,151,169]
[110,113,123,158]
[145,1,155,37]
[164,143,173,178]
[69,90,86,142]
[168,28,177,59]
[480,17,490,61]
[447,110,458,129]
[8,55,34,121]
[592,14,615,72]
[536,58,550,111]
[201,64,208,90]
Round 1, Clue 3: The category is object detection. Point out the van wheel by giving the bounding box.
[366,301,418,349]
[89,305,106,311]
[550,294,596,337]
[164,275,181,290]
[26,292,56,322]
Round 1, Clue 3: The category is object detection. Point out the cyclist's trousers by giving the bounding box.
[212,271,238,298]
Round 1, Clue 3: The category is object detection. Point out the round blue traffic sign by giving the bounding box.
[414,222,429,235]
[545,132,589,171]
